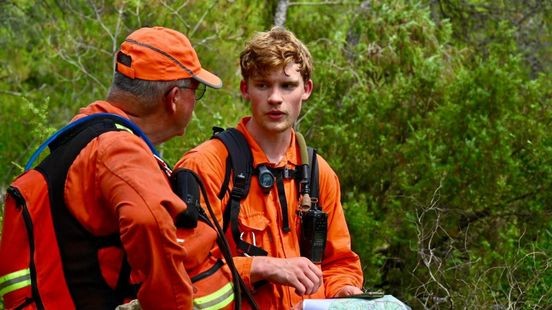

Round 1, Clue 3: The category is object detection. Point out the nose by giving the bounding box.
[267,86,283,105]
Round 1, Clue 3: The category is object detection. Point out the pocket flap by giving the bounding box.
[238,213,269,232]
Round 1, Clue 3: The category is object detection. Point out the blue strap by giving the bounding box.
[25,113,158,171]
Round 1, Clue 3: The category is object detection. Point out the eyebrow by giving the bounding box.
[283,80,300,85]
[250,76,301,83]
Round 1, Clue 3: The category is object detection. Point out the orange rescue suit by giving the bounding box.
[175,117,363,309]
[65,101,192,309]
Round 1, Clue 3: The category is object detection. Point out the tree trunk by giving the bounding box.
[274,0,289,27]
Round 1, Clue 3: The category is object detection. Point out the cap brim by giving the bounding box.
[194,69,223,89]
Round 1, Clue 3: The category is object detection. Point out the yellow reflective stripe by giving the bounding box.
[200,292,233,310]
[193,282,234,310]
[194,282,233,304]
[0,279,32,297]
[115,124,132,132]
[0,269,31,297]
[0,269,30,285]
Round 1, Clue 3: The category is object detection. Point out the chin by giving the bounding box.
[270,123,293,134]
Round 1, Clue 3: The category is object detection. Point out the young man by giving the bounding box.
[175,27,363,309]
[54,27,221,309]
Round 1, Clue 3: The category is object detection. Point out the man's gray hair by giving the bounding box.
[108,72,192,108]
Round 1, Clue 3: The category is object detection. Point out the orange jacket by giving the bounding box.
[65,101,192,309]
[175,117,363,309]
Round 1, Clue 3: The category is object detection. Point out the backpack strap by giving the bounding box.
[34,114,153,307]
[171,168,260,310]
[213,128,322,256]
[274,171,291,232]
[212,127,232,200]
[212,128,268,257]
[34,115,144,308]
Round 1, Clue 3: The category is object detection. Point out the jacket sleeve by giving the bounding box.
[97,132,192,309]
[316,156,364,297]
[175,141,257,290]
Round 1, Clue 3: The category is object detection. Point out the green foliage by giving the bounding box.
[293,0,551,307]
[1,0,550,308]
[343,193,387,288]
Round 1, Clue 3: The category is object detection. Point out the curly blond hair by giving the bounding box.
[240,26,313,82]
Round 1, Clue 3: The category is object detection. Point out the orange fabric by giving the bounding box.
[1,170,75,309]
[175,116,363,309]
[177,222,234,309]
[117,26,222,88]
[64,101,192,309]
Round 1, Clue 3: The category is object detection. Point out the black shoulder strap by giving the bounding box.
[212,128,267,257]
[170,168,259,310]
[212,128,252,202]
[213,128,253,194]
[211,127,232,199]
[36,115,140,308]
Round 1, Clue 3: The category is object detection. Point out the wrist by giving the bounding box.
[250,256,267,284]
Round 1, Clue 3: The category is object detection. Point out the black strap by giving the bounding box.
[214,129,323,256]
[213,128,252,197]
[218,156,232,200]
[274,174,290,232]
[213,127,232,200]
[225,166,298,234]
[213,129,267,257]
[36,115,138,308]
[7,187,44,310]
[35,114,147,309]
[261,166,306,233]
[175,168,259,310]
[170,169,201,229]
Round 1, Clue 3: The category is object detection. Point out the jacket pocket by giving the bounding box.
[238,213,270,248]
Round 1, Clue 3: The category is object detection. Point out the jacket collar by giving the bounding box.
[236,116,301,168]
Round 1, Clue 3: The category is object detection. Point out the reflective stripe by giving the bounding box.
[0,269,31,297]
[115,124,132,132]
[193,282,234,310]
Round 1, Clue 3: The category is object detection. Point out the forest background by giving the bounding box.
[0,0,550,309]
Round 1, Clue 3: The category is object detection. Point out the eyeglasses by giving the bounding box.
[179,82,206,101]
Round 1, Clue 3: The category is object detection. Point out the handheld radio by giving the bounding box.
[296,132,327,263]
[299,207,327,263]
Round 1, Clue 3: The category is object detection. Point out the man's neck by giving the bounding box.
[108,99,169,146]
[246,120,291,164]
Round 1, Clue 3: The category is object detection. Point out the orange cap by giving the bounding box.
[115,26,222,88]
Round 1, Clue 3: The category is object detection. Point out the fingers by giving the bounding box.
[333,285,363,297]
[285,257,322,295]
[301,261,323,295]
[251,256,324,295]
[251,256,325,295]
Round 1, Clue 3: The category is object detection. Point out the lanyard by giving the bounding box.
[154,154,173,178]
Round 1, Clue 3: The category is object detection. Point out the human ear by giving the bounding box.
[165,86,179,113]
[240,80,250,100]
[302,79,314,101]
